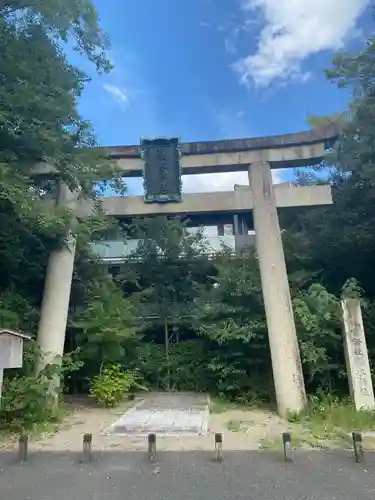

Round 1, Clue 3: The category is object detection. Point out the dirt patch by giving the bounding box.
[212,409,292,448]
[0,396,134,452]
[0,397,294,453]
[4,395,370,453]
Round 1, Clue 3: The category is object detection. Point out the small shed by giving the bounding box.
[0,329,32,370]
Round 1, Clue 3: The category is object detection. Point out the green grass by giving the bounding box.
[226,419,242,432]
[209,395,269,414]
[209,397,240,414]
[226,418,255,433]
[287,394,375,448]
[210,393,375,449]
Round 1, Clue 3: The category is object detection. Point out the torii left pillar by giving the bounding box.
[36,183,76,375]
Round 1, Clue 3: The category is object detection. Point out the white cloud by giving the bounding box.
[236,0,368,87]
[123,171,285,196]
[182,170,285,193]
[103,83,129,108]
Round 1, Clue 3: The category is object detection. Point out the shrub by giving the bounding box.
[169,340,213,392]
[0,349,84,432]
[131,343,167,389]
[89,364,146,407]
[0,373,60,432]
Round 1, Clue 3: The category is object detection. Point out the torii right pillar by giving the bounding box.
[249,161,306,416]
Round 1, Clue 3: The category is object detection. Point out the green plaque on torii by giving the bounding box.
[140,137,182,203]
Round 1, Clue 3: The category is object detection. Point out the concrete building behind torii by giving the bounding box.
[36,125,338,417]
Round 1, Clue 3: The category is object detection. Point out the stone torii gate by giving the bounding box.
[35,126,338,417]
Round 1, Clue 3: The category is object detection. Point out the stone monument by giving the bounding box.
[341,298,375,410]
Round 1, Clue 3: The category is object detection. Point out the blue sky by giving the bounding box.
[76,0,371,194]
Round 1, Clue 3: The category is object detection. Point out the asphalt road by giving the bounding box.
[1,450,375,500]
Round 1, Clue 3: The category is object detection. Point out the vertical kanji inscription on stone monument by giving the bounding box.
[341,298,375,410]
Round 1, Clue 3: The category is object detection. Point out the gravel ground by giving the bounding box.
[1,450,375,500]
[3,393,372,454]
[22,399,291,452]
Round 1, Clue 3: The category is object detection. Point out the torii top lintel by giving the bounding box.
[103,125,339,177]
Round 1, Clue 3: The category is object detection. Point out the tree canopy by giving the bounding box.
[0,0,127,415]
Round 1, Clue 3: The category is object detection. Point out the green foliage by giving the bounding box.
[0,343,84,432]
[131,340,212,392]
[169,340,213,392]
[199,250,266,344]
[72,276,138,376]
[341,278,363,300]
[0,2,124,205]
[293,284,344,386]
[287,392,375,447]
[119,217,211,389]
[0,351,64,432]
[209,397,241,414]
[60,349,84,393]
[325,26,375,183]
[0,0,129,432]
[285,17,375,300]
[1,0,111,72]
[307,112,348,129]
[89,364,145,407]
[0,291,39,332]
[119,223,372,403]
[197,250,273,401]
[130,342,166,389]
[0,371,59,432]
[128,216,210,325]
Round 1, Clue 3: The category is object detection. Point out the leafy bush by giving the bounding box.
[0,346,82,432]
[72,278,138,376]
[89,364,146,407]
[196,251,274,402]
[131,342,167,389]
[169,340,213,391]
[0,372,60,432]
[293,283,345,390]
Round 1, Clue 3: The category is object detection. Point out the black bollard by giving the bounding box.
[82,433,93,463]
[282,432,293,462]
[352,432,364,463]
[215,433,223,461]
[148,433,156,462]
[17,434,28,463]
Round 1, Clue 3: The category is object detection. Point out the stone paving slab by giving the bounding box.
[105,392,209,436]
[1,450,375,500]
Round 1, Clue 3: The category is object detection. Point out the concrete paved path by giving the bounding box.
[1,450,375,499]
[105,392,209,436]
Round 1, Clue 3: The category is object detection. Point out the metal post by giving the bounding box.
[215,433,223,461]
[282,432,293,462]
[352,432,364,463]
[17,434,28,463]
[0,369,3,404]
[82,433,92,463]
[148,433,156,462]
